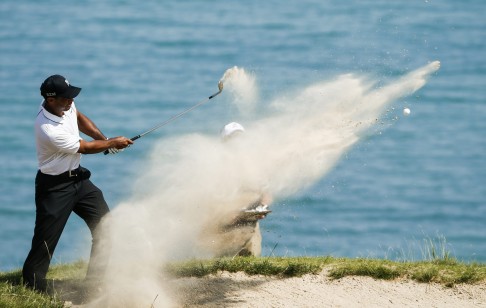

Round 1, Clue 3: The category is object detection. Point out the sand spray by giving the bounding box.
[89,61,440,306]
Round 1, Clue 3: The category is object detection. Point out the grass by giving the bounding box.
[0,261,87,308]
[165,256,486,286]
[1,256,484,307]
[0,282,65,308]
[164,256,331,278]
[328,258,485,285]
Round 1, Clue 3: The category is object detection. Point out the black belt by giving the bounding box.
[36,167,92,190]
[38,167,89,183]
[57,167,81,179]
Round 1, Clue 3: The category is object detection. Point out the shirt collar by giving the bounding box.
[40,100,64,123]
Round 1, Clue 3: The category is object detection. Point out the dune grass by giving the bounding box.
[0,261,87,308]
[1,257,484,307]
[164,256,331,278]
[165,256,486,286]
[328,258,485,286]
[0,282,65,308]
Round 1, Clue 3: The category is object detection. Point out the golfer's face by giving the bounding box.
[55,97,74,111]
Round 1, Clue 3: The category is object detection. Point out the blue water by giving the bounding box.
[0,0,484,271]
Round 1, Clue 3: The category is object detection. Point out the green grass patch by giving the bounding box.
[164,256,332,278]
[409,261,485,286]
[0,282,65,308]
[44,260,87,280]
[165,256,485,286]
[0,261,87,308]
[327,258,486,286]
[329,259,401,280]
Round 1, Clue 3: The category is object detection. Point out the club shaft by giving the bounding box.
[135,90,221,139]
[104,89,222,155]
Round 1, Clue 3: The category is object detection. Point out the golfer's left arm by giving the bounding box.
[77,110,107,140]
[77,110,133,155]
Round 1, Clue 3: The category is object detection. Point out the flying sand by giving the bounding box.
[89,61,441,307]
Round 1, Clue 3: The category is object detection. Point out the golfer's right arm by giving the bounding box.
[78,137,133,154]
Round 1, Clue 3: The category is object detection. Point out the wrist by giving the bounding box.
[105,138,114,149]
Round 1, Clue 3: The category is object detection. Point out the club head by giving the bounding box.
[218,66,238,92]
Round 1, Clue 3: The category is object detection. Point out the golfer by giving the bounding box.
[22,75,133,292]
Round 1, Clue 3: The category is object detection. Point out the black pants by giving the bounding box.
[22,167,110,292]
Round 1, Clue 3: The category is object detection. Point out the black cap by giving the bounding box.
[40,75,81,99]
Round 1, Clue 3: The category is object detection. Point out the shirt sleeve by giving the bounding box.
[42,125,81,154]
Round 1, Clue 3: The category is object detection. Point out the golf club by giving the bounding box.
[104,80,224,155]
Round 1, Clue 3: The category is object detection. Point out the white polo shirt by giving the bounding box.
[35,101,82,175]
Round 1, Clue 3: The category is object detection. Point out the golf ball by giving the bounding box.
[403,108,411,116]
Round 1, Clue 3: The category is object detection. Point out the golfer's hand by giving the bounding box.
[109,136,134,149]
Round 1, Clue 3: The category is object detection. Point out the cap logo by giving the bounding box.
[45,92,56,96]
[65,79,70,86]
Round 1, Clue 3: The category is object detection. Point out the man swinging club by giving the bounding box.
[23,75,133,292]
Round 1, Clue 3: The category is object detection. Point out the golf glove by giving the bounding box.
[106,148,122,155]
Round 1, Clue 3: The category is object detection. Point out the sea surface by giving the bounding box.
[0,0,484,271]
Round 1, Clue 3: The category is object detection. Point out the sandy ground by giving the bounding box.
[59,269,486,307]
[167,270,486,308]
